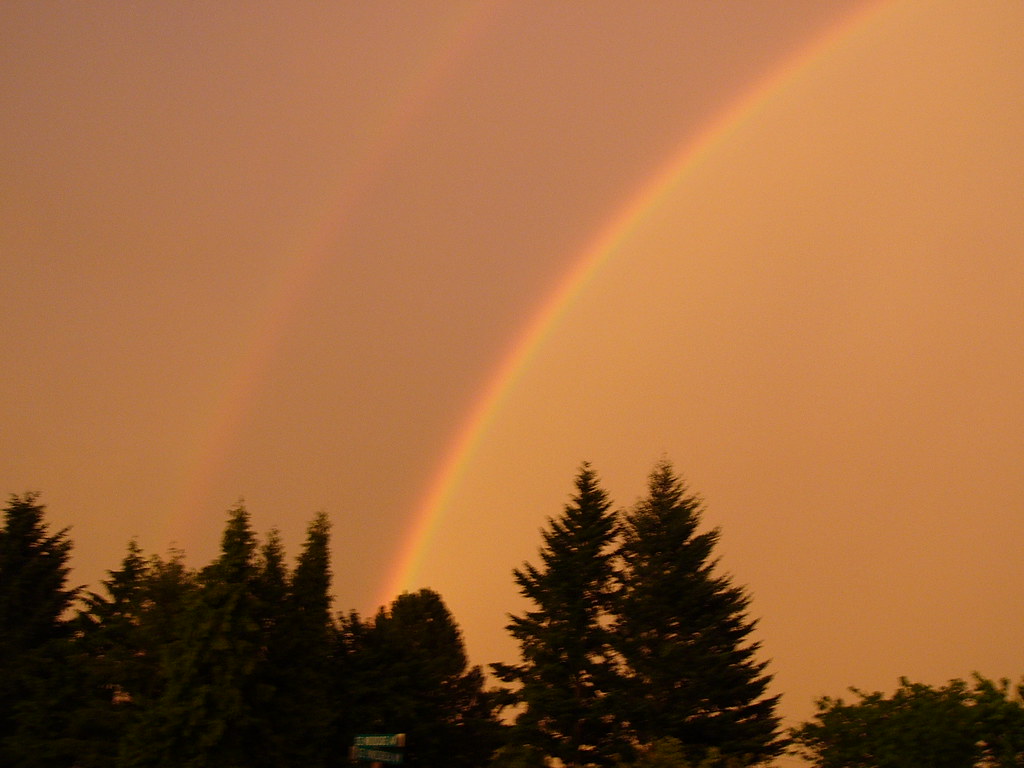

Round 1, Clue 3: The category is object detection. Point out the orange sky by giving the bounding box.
[2,1,1022,758]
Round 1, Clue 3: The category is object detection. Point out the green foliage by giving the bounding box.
[490,741,549,768]
[790,675,1024,768]
[0,493,507,766]
[971,676,1024,766]
[614,462,782,765]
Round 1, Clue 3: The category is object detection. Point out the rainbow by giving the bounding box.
[377,0,897,606]
[164,3,504,547]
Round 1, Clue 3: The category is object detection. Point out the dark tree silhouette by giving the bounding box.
[276,512,336,767]
[347,588,504,768]
[120,503,266,767]
[0,493,79,766]
[494,463,623,767]
[614,461,782,765]
[792,675,1024,768]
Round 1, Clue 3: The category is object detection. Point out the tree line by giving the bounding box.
[2,460,1022,767]
[1,495,502,768]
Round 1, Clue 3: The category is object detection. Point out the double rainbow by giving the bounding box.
[166,0,898,604]
[377,0,896,605]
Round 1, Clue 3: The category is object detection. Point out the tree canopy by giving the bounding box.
[343,588,504,768]
[3,463,1022,768]
[791,675,1024,768]
[496,462,781,767]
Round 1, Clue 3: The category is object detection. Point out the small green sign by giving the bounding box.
[351,746,403,764]
[354,733,406,748]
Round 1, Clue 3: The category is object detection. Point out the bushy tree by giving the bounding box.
[494,463,622,767]
[347,588,503,768]
[614,462,781,765]
[971,676,1024,767]
[791,675,1024,768]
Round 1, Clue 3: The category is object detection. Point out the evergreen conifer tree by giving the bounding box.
[120,503,266,767]
[335,608,371,752]
[614,461,781,765]
[72,544,198,767]
[254,529,288,621]
[493,464,622,767]
[250,528,291,767]
[77,546,198,768]
[279,512,336,767]
[0,493,78,765]
[134,548,197,672]
[72,540,152,766]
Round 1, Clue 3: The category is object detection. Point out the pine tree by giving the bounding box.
[614,461,781,765]
[278,512,336,768]
[120,503,266,767]
[252,528,288,642]
[61,544,199,768]
[335,608,371,753]
[0,492,79,765]
[250,528,291,768]
[494,463,622,767]
[74,544,199,767]
[72,540,152,766]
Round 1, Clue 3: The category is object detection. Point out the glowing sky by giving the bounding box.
[2,1,1022,755]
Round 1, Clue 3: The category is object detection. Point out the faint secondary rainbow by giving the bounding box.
[164,2,505,549]
[377,0,899,606]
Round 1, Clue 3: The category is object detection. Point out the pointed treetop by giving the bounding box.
[291,511,333,624]
[210,501,257,584]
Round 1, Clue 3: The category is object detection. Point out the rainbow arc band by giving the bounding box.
[376,0,897,607]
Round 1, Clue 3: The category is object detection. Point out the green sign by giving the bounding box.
[354,733,406,748]
[351,746,403,764]
[351,734,406,764]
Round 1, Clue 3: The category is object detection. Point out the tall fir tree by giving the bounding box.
[494,463,623,768]
[335,608,371,754]
[71,543,198,768]
[250,528,291,768]
[120,503,267,767]
[614,461,782,765]
[279,512,336,768]
[72,539,152,767]
[0,492,79,766]
[0,493,76,649]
